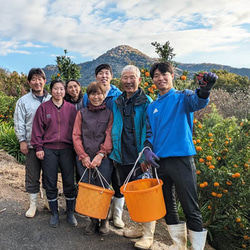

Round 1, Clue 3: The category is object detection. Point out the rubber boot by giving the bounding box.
[188,229,208,250]
[42,188,50,211]
[99,218,109,235]
[124,223,143,238]
[113,197,125,228]
[134,221,156,250]
[85,217,99,235]
[25,193,38,218]
[167,222,187,250]
[48,200,59,228]
[66,198,78,227]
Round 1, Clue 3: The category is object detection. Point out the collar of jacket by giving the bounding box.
[30,89,50,98]
[115,88,149,107]
[87,102,107,111]
[64,92,83,104]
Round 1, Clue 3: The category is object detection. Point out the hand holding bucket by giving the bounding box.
[75,168,114,219]
[120,148,166,223]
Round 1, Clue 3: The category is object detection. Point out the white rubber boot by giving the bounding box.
[113,197,125,228]
[25,193,38,218]
[167,222,187,250]
[124,223,143,238]
[188,228,207,250]
[134,221,156,249]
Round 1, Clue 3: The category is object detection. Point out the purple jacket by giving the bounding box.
[31,99,77,152]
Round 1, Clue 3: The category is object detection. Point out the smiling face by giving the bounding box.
[51,82,65,102]
[28,74,46,96]
[88,91,105,106]
[95,68,113,91]
[152,69,174,95]
[66,80,81,101]
[121,69,141,98]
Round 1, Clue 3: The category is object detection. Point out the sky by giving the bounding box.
[0,0,250,75]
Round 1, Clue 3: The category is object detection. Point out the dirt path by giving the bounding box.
[0,150,214,250]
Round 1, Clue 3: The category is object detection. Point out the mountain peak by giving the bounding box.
[100,45,152,59]
[43,45,250,86]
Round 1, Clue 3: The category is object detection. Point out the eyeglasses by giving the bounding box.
[89,92,104,97]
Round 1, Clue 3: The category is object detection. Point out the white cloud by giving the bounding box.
[0,40,30,55]
[22,42,46,48]
[0,0,249,67]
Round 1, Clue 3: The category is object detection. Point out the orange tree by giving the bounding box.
[139,67,158,99]
[0,92,17,124]
[139,67,195,100]
[193,105,250,249]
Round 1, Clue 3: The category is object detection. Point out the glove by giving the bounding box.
[197,72,218,98]
[201,72,218,90]
[144,148,160,168]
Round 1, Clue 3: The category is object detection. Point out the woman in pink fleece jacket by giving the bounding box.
[31,79,77,228]
[73,81,113,236]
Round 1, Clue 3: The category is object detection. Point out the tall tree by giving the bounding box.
[52,49,81,81]
[151,41,177,67]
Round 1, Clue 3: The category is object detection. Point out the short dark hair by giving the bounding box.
[66,79,81,89]
[95,64,113,76]
[27,68,46,82]
[150,62,174,79]
[50,79,66,92]
[86,81,106,96]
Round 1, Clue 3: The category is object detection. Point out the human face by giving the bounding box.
[152,69,174,95]
[88,92,105,107]
[51,82,65,102]
[95,69,112,91]
[121,70,141,98]
[28,74,46,96]
[66,81,81,101]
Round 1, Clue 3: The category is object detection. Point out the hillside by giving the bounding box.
[43,45,250,86]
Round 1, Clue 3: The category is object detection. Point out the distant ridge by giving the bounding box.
[43,45,250,86]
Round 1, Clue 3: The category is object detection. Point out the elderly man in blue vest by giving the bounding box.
[109,65,155,249]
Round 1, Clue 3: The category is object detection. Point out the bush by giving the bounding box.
[193,106,250,249]
[0,91,17,125]
[0,121,25,164]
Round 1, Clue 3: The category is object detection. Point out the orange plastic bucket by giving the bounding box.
[76,182,114,219]
[120,178,166,222]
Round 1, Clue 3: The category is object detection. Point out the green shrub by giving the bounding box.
[0,91,17,125]
[0,121,25,164]
[193,106,250,249]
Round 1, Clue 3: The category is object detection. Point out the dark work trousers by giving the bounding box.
[42,147,75,200]
[76,156,113,188]
[156,156,203,232]
[111,162,143,198]
[25,149,43,194]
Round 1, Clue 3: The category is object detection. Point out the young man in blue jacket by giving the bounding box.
[144,62,218,250]
[82,63,121,110]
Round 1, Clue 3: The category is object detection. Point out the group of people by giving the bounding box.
[14,62,218,250]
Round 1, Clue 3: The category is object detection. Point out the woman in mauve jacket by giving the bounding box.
[31,79,77,228]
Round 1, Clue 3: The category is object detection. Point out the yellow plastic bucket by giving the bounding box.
[76,182,114,219]
[120,178,166,222]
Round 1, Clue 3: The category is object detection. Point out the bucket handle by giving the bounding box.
[122,147,160,191]
[78,167,114,192]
